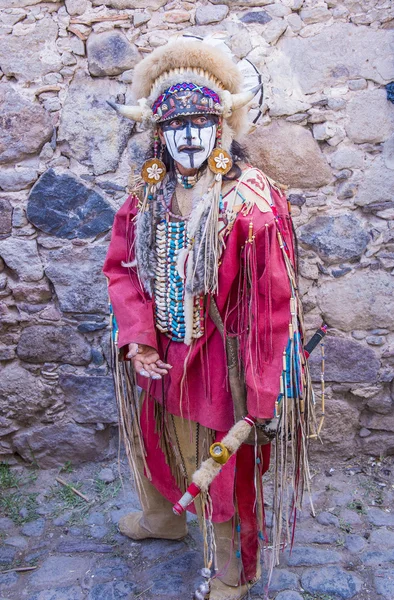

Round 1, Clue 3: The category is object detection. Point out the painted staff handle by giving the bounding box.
[173,415,256,515]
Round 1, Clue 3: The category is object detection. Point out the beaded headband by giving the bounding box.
[152,82,222,123]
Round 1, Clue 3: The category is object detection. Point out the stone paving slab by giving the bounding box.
[0,456,393,599]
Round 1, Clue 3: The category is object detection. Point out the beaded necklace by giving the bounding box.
[175,166,199,189]
[154,216,204,342]
[153,183,204,343]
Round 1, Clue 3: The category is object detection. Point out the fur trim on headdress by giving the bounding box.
[131,40,248,139]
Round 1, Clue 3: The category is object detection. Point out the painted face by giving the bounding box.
[161,115,218,170]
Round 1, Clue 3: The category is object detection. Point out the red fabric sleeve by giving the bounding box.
[244,218,292,420]
[102,195,158,352]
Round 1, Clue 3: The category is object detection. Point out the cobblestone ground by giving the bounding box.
[0,455,393,600]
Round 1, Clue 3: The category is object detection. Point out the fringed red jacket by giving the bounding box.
[103,167,296,433]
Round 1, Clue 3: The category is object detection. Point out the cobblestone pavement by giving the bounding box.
[0,455,393,600]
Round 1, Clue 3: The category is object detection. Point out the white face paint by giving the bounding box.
[162,116,217,170]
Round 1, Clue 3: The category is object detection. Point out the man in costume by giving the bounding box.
[103,36,316,600]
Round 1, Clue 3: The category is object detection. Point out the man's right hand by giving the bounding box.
[127,343,172,380]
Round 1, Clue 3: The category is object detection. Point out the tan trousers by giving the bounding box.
[135,407,242,586]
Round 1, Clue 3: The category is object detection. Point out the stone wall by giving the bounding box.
[0,0,393,467]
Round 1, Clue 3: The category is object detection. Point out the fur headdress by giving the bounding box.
[108,37,263,147]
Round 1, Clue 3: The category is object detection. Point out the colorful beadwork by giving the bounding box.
[154,218,204,342]
[152,82,221,116]
[176,171,198,189]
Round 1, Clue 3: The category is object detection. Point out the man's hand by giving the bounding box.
[127,343,172,380]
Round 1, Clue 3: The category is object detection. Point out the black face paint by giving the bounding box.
[161,115,218,170]
[161,115,219,132]
[185,120,192,145]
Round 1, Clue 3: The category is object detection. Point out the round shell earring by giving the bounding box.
[208,148,233,176]
[141,157,166,184]
[141,131,167,184]
[208,119,232,176]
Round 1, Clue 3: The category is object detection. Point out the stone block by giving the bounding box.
[268,88,311,117]
[299,214,369,264]
[65,0,88,15]
[374,569,394,600]
[59,374,117,424]
[0,238,43,282]
[265,4,291,17]
[367,508,394,527]
[360,412,394,433]
[317,511,340,527]
[21,518,45,537]
[339,508,363,526]
[0,546,17,566]
[241,11,271,24]
[361,550,394,566]
[345,534,366,553]
[317,270,394,332]
[328,144,364,170]
[28,586,84,600]
[309,337,380,383]
[163,10,191,23]
[274,593,303,600]
[0,10,25,26]
[370,528,394,548]
[134,12,150,27]
[45,245,108,314]
[301,566,362,599]
[27,170,114,240]
[286,13,303,32]
[295,529,340,544]
[17,325,91,365]
[312,122,335,141]
[285,546,341,567]
[300,5,331,24]
[0,198,12,235]
[270,23,394,95]
[0,0,59,4]
[58,72,132,176]
[0,363,53,422]
[267,569,299,592]
[97,467,116,483]
[127,129,152,173]
[87,582,137,599]
[13,422,110,468]
[196,4,228,24]
[246,121,332,188]
[224,22,254,58]
[0,168,38,192]
[359,432,394,457]
[12,207,28,228]
[355,157,394,209]
[0,571,18,589]
[0,16,61,82]
[210,0,273,4]
[87,31,140,77]
[28,555,91,589]
[9,280,52,304]
[346,89,394,144]
[262,19,287,45]
[0,84,53,165]
[310,396,361,457]
[92,0,166,7]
